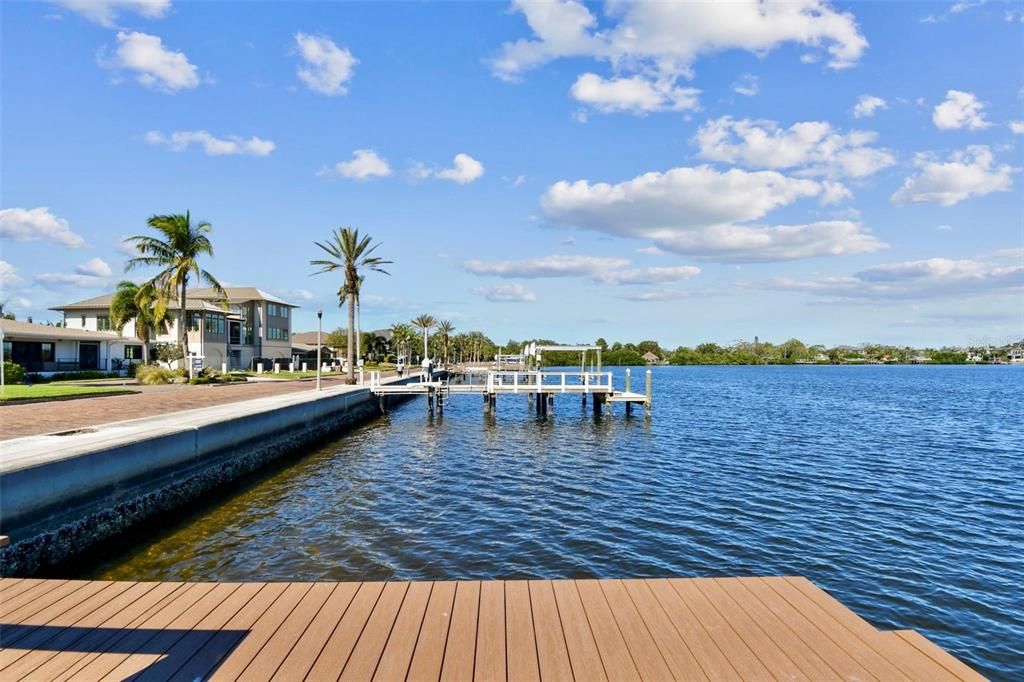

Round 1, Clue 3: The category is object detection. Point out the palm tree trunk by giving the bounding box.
[355,295,361,363]
[347,277,356,383]
[422,330,428,360]
[179,281,189,365]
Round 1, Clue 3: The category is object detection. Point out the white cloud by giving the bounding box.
[932,90,991,130]
[117,236,142,256]
[491,0,867,83]
[636,246,667,256]
[434,154,485,184]
[732,74,759,97]
[570,73,700,114]
[464,254,628,278]
[294,33,357,96]
[101,31,198,92]
[269,288,315,303]
[53,0,170,27]
[541,166,886,262]
[1009,121,1024,134]
[34,272,110,289]
[594,266,701,285]
[937,224,954,231]
[891,146,1016,206]
[472,284,537,302]
[75,257,113,277]
[321,149,392,180]
[0,207,86,248]
[145,130,274,156]
[0,260,22,288]
[852,94,887,118]
[694,116,896,179]
[768,256,1024,301]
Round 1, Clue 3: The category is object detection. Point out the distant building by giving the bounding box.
[52,286,297,371]
[1,319,124,373]
[1009,347,1024,364]
[966,350,984,363]
[910,355,930,364]
[642,351,661,365]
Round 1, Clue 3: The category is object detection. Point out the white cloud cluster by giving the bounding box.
[35,258,115,290]
[694,116,896,180]
[0,260,22,288]
[75,257,113,277]
[540,166,887,262]
[53,0,170,27]
[0,207,86,248]
[570,73,700,114]
[102,31,198,92]
[464,254,628,278]
[464,254,702,287]
[891,146,1016,206]
[732,74,759,97]
[145,130,275,156]
[932,90,991,130]
[472,283,537,302]
[411,154,485,184]
[295,33,357,96]
[492,0,867,82]
[1009,121,1024,134]
[852,94,886,118]
[768,256,1024,301]
[321,149,392,180]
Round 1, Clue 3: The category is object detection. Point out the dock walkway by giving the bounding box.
[0,576,982,681]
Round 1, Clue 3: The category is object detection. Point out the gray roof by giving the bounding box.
[0,319,122,342]
[54,286,298,311]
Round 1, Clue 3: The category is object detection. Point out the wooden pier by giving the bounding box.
[370,370,652,416]
[0,576,982,681]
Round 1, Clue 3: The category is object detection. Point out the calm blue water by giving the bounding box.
[89,366,1023,679]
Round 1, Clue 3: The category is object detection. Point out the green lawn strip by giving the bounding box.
[0,385,138,402]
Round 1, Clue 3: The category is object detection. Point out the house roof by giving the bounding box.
[0,319,122,342]
[642,351,661,360]
[53,286,298,311]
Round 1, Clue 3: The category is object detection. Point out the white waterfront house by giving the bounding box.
[49,287,298,372]
[1,319,124,374]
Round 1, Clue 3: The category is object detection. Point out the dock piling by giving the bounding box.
[645,370,652,417]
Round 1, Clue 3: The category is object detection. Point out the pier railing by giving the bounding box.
[485,370,613,393]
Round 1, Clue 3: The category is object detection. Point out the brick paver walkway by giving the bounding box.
[0,373,397,441]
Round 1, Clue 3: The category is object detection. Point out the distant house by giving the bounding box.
[1009,347,1024,364]
[52,286,298,371]
[291,331,335,362]
[966,350,984,363]
[1,319,126,373]
[910,355,930,364]
[642,351,661,365]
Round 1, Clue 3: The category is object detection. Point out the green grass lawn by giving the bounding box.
[0,384,138,402]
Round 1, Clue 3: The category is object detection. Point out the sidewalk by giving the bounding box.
[0,373,390,441]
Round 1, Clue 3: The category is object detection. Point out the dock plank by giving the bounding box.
[406,581,457,682]
[504,581,540,682]
[372,580,433,681]
[0,577,983,682]
[439,580,480,682]
[340,581,409,681]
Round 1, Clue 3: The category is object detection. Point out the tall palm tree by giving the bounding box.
[312,228,391,383]
[109,280,167,364]
[124,211,225,362]
[389,323,414,363]
[411,314,436,361]
[436,320,455,366]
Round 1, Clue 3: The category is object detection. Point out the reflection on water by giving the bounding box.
[81,366,1022,679]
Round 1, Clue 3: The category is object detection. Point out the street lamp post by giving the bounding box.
[316,310,323,392]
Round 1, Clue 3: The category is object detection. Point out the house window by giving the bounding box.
[97,315,112,331]
[267,327,289,341]
[204,314,225,335]
[41,342,55,362]
[267,303,289,318]
[186,312,201,331]
[124,345,143,359]
[81,315,86,327]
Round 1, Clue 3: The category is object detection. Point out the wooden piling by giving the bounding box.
[645,369,652,416]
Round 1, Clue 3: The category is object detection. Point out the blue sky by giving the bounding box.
[1,0,1022,348]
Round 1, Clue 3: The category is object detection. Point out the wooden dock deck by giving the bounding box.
[0,576,982,681]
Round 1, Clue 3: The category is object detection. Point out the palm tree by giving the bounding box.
[312,228,391,383]
[109,280,168,364]
[389,323,414,363]
[411,314,436,361]
[124,211,225,362]
[436,320,455,366]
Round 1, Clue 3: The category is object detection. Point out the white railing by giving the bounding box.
[484,370,612,393]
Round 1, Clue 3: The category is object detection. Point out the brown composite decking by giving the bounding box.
[0,576,983,681]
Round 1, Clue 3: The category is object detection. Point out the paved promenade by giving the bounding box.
[0,373,393,441]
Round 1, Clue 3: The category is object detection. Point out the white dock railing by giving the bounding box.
[485,371,612,393]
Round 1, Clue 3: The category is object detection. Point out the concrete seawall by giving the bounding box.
[0,379,416,576]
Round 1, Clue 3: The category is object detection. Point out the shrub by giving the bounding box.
[136,365,175,385]
[24,370,119,383]
[3,361,25,383]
